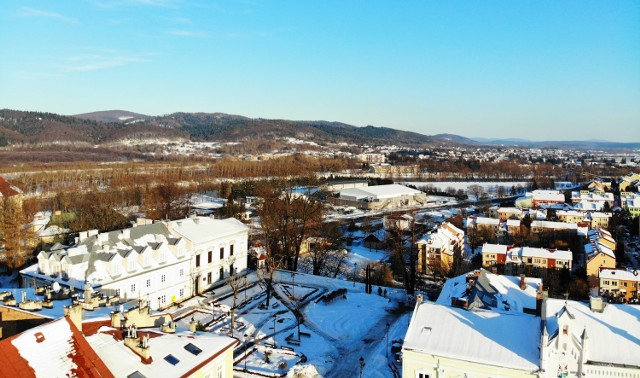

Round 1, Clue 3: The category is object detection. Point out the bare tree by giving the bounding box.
[0,197,37,271]
[257,182,324,271]
[226,271,247,336]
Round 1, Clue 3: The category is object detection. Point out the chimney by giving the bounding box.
[64,303,83,331]
[111,311,122,329]
[520,274,526,290]
[88,229,99,238]
[416,294,423,304]
[589,296,606,313]
[78,231,88,242]
[536,288,543,317]
[189,319,198,333]
[122,229,131,239]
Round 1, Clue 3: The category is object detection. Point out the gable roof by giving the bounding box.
[0,175,21,198]
[403,302,540,371]
[0,316,114,378]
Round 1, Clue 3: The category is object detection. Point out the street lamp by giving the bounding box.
[243,333,248,372]
[385,322,390,359]
[353,262,357,287]
[359,356,365,378]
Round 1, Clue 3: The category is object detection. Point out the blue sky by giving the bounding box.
[1,1,639,142]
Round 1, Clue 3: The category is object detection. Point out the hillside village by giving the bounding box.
[1,158,640,377]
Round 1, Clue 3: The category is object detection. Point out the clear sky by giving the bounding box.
[1,1,639,142]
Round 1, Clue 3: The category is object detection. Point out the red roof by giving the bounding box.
[0,176,20,197]
[0,316,114,378]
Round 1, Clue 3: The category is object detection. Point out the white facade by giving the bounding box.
[21,217,249,309]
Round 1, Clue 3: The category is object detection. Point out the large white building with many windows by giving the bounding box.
[20,217,249,309]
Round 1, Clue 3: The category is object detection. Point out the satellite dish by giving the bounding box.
[52,282,61,292]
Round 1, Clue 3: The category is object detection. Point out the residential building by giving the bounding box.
[20,217,249,309]
[531,190,565,208]
[481,244,572,273]
[598,268,640,302]
[383,214,414,231]
[86,322,238,378]
[571,190,614,211]
[619,172,640,192]
[0,316,114,377]
[466,216,500,239]
[620,192,640,218]
[417,222,464,274]
[402,296,540,378]
[585,228,616,286]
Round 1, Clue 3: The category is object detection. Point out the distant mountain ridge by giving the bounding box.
[0,108,637,149]
[0,109,450,147]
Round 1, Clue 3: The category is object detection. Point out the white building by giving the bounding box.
[541,297,640,377]
[21,217,249,309]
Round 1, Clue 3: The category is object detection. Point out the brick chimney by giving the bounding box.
[520,274,526,290]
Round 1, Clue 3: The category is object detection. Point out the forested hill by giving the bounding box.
[0,109,454,147]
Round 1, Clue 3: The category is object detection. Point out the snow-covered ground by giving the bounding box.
[163,270,412,377]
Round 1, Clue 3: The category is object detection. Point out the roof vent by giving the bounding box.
[34,332,45,343]
[421,327,432,336]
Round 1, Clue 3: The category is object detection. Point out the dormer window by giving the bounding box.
[128,257,135,271]
[112,262,121,276]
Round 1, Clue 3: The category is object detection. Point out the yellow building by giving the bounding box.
[585,228,616,286]
[417,222,464,274]
[403,297,540,378]
[599,268,640,302]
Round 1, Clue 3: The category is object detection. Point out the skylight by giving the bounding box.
[184,342,202,355]
[164,354,180,365]
[127,372,147,378]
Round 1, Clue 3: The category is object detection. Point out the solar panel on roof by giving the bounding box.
[164,354,180,365]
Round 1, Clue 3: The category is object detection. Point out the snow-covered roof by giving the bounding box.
[0,317,113,377]
[531,190,564,202]
[545,298,640,368]
[599,268,640,282]
[339,184,421,201]
[403,302,540,371]
[437,269,542,313]
[531,220,578,230]
[506,219,521,227]
[482,244,572,261]
[169,216,248,244]
[87,328,238,377]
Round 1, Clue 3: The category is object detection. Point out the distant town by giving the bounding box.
[0,112,639,377]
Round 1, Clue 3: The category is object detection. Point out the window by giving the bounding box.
[179,268,184,276]
[146,279,151,287]
[196,255,201,267]
[164,354,180,366]
[230,244,234,256]
[115,289,121,296]
[161,274,166,283]
[216,364,223,378]
[219,267,224,280]
[219,247,224,259]
[160,295,166,304]
[112,263,121,276]
[128,258,135,271]
[207,272,212,284]
[208,251,212,264]
[179,288,184,297]
[184,343,202,355]
[131,284,136,293]
[417,374,430,378]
